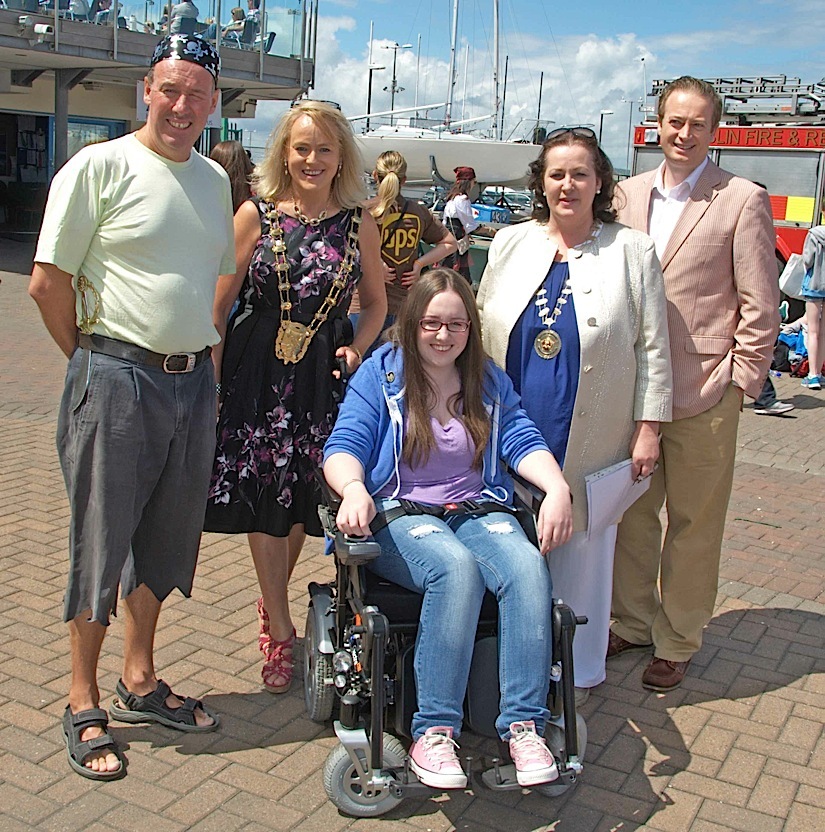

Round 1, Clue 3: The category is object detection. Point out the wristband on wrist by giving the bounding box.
[340,478,363,494]
[350,345,363,364]
[215,381,222,396]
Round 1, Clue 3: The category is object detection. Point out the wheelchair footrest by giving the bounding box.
[480,759,569,792]
[480,762,522,791]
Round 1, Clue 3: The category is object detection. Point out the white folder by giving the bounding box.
[585,458,653,539]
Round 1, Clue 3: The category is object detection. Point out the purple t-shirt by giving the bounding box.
[377,417,484,503]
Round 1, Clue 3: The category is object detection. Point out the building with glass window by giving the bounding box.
[0,1,316,232]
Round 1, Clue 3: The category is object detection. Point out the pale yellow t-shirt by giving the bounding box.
[35,133,235,354]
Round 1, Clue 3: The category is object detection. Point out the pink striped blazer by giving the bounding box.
[617,161,779,420]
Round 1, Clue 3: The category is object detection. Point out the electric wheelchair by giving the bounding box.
[304,469,588,818]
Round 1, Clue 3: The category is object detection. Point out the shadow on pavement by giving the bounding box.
[579,605,823,830]
[133,606,822,830]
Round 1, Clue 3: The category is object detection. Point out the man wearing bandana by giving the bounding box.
[29,35,235,780]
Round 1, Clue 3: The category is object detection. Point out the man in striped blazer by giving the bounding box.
[610,76,778,691]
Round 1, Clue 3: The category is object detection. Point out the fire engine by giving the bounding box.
[632,77,825,275]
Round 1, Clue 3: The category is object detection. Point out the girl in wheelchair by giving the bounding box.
[323,268,573,789]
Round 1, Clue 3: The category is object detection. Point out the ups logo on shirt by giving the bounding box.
[382,212,423,266]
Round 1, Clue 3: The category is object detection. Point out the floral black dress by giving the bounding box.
[204,202,361,537]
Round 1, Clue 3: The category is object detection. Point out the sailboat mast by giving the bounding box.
[461,43,470,124]
[493,0,500,139]
[445,0,459,127]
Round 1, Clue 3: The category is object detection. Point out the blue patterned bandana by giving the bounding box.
[150,34,220,85]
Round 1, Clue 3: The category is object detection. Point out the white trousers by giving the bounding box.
[546,525,617,688]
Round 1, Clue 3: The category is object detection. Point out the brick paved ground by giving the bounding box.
[1,242,823,832]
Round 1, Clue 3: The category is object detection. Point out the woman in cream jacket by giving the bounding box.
[477,128,672,698]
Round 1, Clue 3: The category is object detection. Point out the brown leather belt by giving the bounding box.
[78,333,211,374]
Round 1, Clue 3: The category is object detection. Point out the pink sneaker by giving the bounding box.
[408,726,467,789]
[508,721,558,787]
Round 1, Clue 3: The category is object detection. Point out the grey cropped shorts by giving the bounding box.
[57,348,216,626]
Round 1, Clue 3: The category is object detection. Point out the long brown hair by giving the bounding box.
[209,140,254,212]
[391,268,491,469]
[445,177,474,203]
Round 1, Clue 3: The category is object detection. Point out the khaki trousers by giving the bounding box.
[611,384,740,661]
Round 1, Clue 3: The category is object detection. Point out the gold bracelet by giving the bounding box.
[340,478,363,494]
[350,345,363,364]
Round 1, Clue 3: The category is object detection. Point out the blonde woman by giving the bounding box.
[350,150,457,353]
[204,102,387,694]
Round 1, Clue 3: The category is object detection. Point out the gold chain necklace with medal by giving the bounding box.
[533,221,602,359]
[267,199,362,364]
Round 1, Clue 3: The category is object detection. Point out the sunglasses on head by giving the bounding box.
[545,126,597,141]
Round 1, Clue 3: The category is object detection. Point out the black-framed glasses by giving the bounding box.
[546,126,597,141]
[419,318,471,333]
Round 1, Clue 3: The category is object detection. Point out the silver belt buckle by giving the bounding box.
[162,352,197,373]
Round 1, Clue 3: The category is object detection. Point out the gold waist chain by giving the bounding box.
[76,274,101,335]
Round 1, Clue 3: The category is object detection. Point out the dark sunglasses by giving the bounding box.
[545,126,597,141]
[291,99,342,111]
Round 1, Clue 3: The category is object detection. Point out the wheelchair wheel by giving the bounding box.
[323,733,407,818]
[304,606,335,722]
[535,713,587,798]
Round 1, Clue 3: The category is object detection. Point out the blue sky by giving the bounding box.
[243,0,820,168]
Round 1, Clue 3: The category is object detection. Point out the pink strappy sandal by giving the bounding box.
[261,628,296,694]
[256,598,295,694]
[256,597,270,652]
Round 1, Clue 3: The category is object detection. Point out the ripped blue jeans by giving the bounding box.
[370,499,553,740]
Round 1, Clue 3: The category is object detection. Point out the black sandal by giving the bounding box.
[62,706,127,781]
[109,679,219,733]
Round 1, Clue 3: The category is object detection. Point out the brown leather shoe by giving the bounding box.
[641,657,691,691]
[606,630,653,659]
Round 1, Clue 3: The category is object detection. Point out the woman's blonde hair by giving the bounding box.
[252,101,366,208]
[370,150,407,223]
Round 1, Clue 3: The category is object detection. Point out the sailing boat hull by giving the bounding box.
[356,132,540,188]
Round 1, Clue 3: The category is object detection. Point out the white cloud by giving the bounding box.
[241,11,821,173]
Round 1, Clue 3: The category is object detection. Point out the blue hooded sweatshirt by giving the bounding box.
[323,341,549,504]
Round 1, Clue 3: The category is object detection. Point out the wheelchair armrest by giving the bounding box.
[504,462,545,515]
[316,467,382,565]
[315,464,342,512]
[334,531,382,565]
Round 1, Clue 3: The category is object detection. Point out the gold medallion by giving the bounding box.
[534,329,561,359]
[275,321,311,364]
